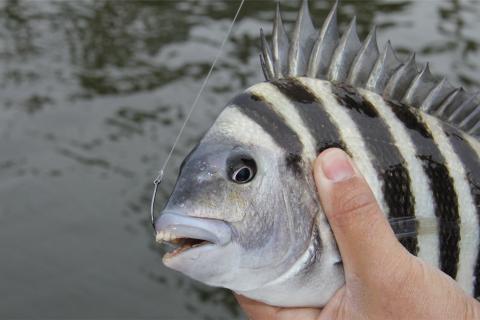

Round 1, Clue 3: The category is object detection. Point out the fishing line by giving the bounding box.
[150,0,246,230]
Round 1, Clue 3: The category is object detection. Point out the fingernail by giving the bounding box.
[320,149,355,182]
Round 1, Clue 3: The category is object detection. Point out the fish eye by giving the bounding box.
[232,166,253,183]
[227,155,256,184]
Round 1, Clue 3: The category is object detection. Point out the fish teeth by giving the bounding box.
[155,230,179,243]
[155,231,164,243]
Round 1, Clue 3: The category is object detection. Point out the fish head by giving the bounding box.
[155,88,325,293]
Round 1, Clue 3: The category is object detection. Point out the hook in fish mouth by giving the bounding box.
[155,212,232,259]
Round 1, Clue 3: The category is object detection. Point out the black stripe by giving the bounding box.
[443,124,480,295]
[330,84,418,255]
[229,92,303,173]
[271,79,346,154]
[386,99,460,279]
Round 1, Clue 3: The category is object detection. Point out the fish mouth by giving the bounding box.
[155,212,232,260]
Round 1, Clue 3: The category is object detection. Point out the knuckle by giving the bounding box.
[328,178,379,228]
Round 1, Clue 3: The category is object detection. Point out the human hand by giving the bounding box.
[236,148,480,320]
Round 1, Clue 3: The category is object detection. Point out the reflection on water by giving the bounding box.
[0,0,479,318]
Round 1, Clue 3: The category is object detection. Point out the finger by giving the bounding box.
[313,148,407,275]
[235,294,279,319]
[317,286,345,320]
[235,294,322,320]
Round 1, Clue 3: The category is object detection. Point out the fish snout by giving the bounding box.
[155,211,232,247]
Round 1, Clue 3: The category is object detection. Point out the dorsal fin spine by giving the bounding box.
[327,17,361,83]
[458,93,480,129]
[259,0,480,138]
[288,0,317,76]
[435,87,465,117]
[383,53,417,100]
[260,28,275,80]
[272,2,289,79]
[467,108,480,136]
[347,26,379,88]
[306,1,339,78]
[449,91,480,123]
[460,107,480,130]
[469,121,480,136]
[402,63,437,106]
[421,78,455,112]
[366,40,402,93]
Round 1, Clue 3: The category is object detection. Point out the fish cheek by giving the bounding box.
[227,168,281,245]
[275,160,322,270]
[232,164,317,271]
[230,190,286,272]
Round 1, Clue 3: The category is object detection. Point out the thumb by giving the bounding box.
[313,148,408,276]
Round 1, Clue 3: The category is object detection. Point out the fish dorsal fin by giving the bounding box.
[260,0,480,138]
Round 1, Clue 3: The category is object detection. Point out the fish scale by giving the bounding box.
[443,126,480,295]
[154,0,480,307]
[272,79,346,154]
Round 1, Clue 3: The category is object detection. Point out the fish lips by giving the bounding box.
[155,211,232,263]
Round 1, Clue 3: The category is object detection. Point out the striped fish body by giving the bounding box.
[154,0,480,308]
[228,77,480,304]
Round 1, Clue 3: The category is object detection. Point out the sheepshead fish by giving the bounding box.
[153,0,480,307]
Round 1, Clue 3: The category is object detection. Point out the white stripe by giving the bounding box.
[248,83,317,161]
[248,82,342,293]
[422,115,478,294]
[462,133,480,293]
[297,78,387,214]
[361,90,439,268]
[206,107,280,154]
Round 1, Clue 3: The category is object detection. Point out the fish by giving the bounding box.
[153,0,480,307]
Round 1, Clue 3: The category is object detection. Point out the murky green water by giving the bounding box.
[0,0,479,319]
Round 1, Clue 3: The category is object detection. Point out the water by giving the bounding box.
[0,0,479,319]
